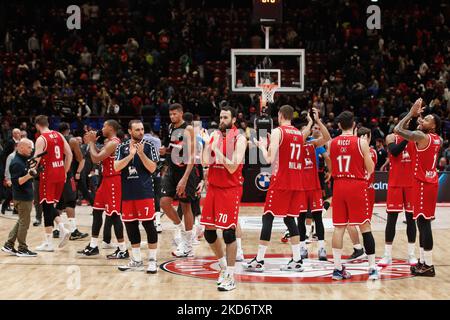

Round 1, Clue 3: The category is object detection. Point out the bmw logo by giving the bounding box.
[255,172,271,191]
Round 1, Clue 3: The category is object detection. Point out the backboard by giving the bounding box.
[231,48,305,93]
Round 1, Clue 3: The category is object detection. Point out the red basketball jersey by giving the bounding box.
[208,126,244,188]
[301,142,321,191]
[330,134,366,180]
[414,133,441,184]
[40,130,66,183]
[368,147,377,185]
[388,135,414,187]
[102,137,121,177]
[269,125,304,190]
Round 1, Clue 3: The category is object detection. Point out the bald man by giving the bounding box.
[2,128,22,214]
[1,139,37,256]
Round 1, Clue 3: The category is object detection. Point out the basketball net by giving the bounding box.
[258,83,278,112]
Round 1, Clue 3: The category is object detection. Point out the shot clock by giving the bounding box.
[252,0,283,24]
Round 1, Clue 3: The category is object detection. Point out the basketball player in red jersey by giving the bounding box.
[78,120,128,259]
[356,127,377,219]
[200,106,247,291]
[243,105,313,273]
[394,98,442,277]
[379,113,418,267]
[329,111,377,280]
[297,109,331,261]
[33,115,73,252]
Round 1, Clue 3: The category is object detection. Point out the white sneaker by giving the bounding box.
[377,255,392,267]
[236,249,244,262]
[118,259,144,272]
[171,242,194,258]
[217,268,226,285]
[408,254,418,266]
[102,241,117,249]
[242,257,265,272]
[36,242,55,252]
[280,259,304,272]
[155,212,162,233]
[173,229,182,246]
[300,247,308,259]
[58,228,70,248]
[217,274,236,292]
[146,259,158,274]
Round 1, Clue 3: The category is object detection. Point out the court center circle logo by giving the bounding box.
[160,254,414,284]
[255,172,271,191]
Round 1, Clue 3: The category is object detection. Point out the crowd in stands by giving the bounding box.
[1,0,449,177]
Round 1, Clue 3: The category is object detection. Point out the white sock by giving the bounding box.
[256,245,267,262]
[184,230,193,245]
[332,248,342,271]
[236,238,242,252]
[419,247,425,263]
[227,266,235,276]
[58,222,66,233]
[148,249,157,261]
[368,254,376,269]
[155,212,161,224]
[408,243,416,256]
[306,224,312,236]
[384,244,392,257]
[118,241,126,251]
[424,251,433,266]
[68,218,77,232]
[353,244,363,250]
[175,222,185,231]
[218,257,227,269]
[45,233,52,245]
[132,248,142,262]
[300,241,306,249]
[291,243,300,261]
[90,238,98,248]
[318,240,325,249]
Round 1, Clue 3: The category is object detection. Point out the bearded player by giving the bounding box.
[200,106,247,291]
[394,98,442,277]
[33,115,73,252]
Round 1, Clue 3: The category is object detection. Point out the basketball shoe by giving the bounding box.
[77,245,99,256]
[118,259,144,272]
[146,259,158,274]
[332,266,351,280]
[280,259,304,272]
[107,248,129,259]
[217,274,236,292]
[242,257,265,272]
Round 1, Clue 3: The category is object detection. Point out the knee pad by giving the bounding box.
[260,214,274,241]
[222,228,236,244]
[284,217,299,237]
[204,229,217,244]
[142,220,158,244]
[362,231,375,255]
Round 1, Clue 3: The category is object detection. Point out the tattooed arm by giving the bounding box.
[393,98,427,143]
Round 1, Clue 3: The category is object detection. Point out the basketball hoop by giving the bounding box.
[258,83,278,110]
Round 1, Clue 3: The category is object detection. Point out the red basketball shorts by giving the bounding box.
[299,189,323,214]
[200,185,242,230]
[413,180,438,220]
[93,175,122,215]
[386,186,413,213]
[263,188,303,218]
[332,179,371,226]
[121,199,156,222]
[39,179,65,204]
[368,186,375,220]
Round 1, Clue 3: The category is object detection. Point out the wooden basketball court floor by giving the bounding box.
[1,204,449,300]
